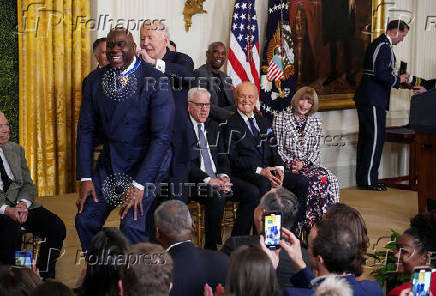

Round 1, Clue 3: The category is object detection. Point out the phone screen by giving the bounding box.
[264,213,281,249]
[411,267,432,296]
[15,251,33,269]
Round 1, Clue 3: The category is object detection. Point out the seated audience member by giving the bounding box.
[187,88,262,249]
[92,37,109,68]
[0,112,66,279]
[0,265,40,296]
[387,210,436,296]
[31,280,74,296]
[224,244,280,296]
[221,187,311,289]
[224,82,309,234]
[312,276,353,296]
[410,76,436,93]
[154,200,228,296]
[272,87,339,232]
[323,203,369,277]
[119,243,173,296]
[74,228,128,296]
[194,42,236,122]
[277,220,383,296]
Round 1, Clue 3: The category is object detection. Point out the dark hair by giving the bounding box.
[259,188,299,231]
[31,280,73,296]
[120,243,173,296]
[0,265,40,296]
[404,210,436,259]
[313,220,357,274]
[169,40,176,50]
[386,20,410,32]
[323,203,369,276]
[225,245,279,296]
[92,38,107,52]
[75,228,129,296]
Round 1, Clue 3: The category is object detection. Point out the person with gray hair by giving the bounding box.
[194,41,236,122]
[222,187,311,289]
[154,200,228,296]
[187,87,262,250]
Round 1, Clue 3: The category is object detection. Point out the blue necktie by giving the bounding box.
[198,124,216,178]
[248,118,263,154]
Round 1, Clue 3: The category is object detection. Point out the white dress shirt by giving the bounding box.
[0,147,32,214]
[236,110,284,174]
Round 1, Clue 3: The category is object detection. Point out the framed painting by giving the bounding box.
[289,0,383,110]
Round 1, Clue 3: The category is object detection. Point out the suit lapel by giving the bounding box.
[2,143,19,182]
[218,71,234,105]
[236,114,262,156]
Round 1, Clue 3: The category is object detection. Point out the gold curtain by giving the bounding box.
[18,0,91,196]
[372,0,386,40]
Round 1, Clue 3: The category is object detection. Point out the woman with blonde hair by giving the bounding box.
[272,86,339,232]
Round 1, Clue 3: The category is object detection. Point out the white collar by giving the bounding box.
[189,114,204,128]
[237,109,255,121]
[385,33,392,45]
[120,57,137,75]
[166,240,192,252]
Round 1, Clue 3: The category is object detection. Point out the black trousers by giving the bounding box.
[356,105,387,186]
[234,170,309,231]
[0,207,66,279]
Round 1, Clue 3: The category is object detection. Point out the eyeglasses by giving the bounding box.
[189,102,211,108]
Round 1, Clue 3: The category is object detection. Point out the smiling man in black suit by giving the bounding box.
[224,82,309,234]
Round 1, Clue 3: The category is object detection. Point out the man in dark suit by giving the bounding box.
[224,82,308,231]
[221,187,311,289]
[187,88,261,249]
[0,112,65,279]
[280,220,383,296]
[354,20,410,191]
[194,42,236,122]
[154,200,228,296]
[139,22,195,202]
[92,37,108,68]
[75,28,175,251]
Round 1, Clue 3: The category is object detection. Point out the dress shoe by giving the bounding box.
[376,183,387,191]
[358,184,386,191]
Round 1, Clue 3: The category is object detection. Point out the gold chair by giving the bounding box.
[21,228,41,261]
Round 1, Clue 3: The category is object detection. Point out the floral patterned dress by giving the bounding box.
[273,110,340,231]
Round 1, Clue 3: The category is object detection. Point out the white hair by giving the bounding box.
[313,276,353,296]
[188,88,211,101]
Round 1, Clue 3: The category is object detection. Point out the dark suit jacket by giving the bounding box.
[221,235,311,289]
[169,241,228,296]
[354,34,400,110]
[224,112,284,176]
[161,50,196,197]
[0,142,40,209]
[282,267,383,296]
[194,64,236,122]
[188,118,230,183]
[77,60,175,187]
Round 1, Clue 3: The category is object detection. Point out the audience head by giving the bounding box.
[291,87,319,115]
[169,40,176,52]
[254,188,299,234]
[92,37,109,67]
[187,88,212,123]
[310,219,357,276]
[106,28,136,70]
[31,280,73,296]
[154,200,194,248]
[386,20,409,45]
[312,275,353,296]
[119,243,173,296]
[323,203,369,276]
[76,228,129,296]
[206,42,227,72]
[235,82,258,117]
[140,21,168,60]
[0,112,10,147]
[0,265,40,296]
[225,244,279,296]
[395,209,436,274]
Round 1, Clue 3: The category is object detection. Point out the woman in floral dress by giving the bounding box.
[272,87,339,232]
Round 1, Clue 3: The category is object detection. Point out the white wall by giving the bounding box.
[91,0,436,188]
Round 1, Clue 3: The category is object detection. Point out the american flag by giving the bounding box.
[267,55,285,81]
[227,0,260,104]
